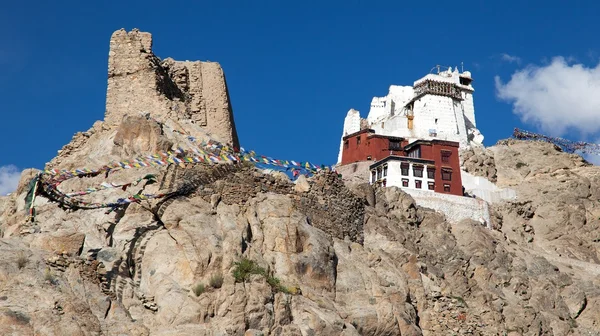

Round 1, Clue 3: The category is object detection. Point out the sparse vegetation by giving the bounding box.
[232,257,265,283]
[193,283,205,296]
[209,273,224,289]
[16,253,28,270]
[516,162,527,168]
[232,257,293,294]
[451,296,468,308]
[44,269,56,285]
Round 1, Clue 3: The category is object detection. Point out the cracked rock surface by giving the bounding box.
[2,138,600,335]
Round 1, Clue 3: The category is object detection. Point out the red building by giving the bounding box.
[340,129,463,196]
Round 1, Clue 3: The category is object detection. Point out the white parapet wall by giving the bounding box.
[403,188,491,228]
[460,170,517,203]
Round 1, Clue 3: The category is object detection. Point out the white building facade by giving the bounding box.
[370,157,438,192]
[337,66,484,164]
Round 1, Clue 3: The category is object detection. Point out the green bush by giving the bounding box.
[209,273,224,289]
[231,257,293,294]
[266,275,291,294]
[193,283,205,296]
[232,258,265,283]
[44,269,56,285]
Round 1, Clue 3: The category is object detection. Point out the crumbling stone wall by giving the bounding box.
[171,166,365,243]
[294,173,365,243]
[105,29,239,148]
[196,167,294,205]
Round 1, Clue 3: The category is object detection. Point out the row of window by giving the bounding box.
[343,138,453,164]
[371,164,453,181]
[402,179,451,192]
[401,164,435,179]
[344,138,402,151]
[372,165,388,181]
[400,164,452,181]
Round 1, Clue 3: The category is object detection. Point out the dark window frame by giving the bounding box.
[427,168,435,179]
[443,184,451,192]
[428,182,435,190]
[408,147,421,158]
[401,163,409,176]
[413,165,424,178]
[441,169,452,181]
[402,178,409,187]
[441,150,451,163]
[415,180,422,189]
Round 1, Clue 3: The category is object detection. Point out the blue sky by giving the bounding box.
[1,0,600,193]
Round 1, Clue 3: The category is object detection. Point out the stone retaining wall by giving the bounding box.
[403,188,491,228]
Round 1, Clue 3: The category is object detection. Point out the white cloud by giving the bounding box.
[500,53,522,64]
[495,57,600,136]
[0,165,21,196]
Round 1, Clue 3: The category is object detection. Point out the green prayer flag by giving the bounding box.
[24,175,39,210]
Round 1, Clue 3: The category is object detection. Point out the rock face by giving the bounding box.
[460,146,497,182]
[3,136,600,335]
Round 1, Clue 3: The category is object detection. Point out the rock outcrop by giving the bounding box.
[4,135,600,335]
[460,146,497,182]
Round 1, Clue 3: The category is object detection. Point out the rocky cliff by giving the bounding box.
[2,30,600,336]
[3,134,600,336]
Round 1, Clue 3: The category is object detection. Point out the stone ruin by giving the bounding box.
[46,28,240,170]
[106,28,239,148]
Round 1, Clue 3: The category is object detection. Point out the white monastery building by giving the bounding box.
[335,65,516,226]
[337,66,485,163]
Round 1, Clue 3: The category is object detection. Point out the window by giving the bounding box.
[402,179,409,187]
[415,180,422,189]
[383,165,388,177]
[442,169,452,181]
[357,136,361,145]
[344,140,349,149]
[427,168,435,179]
[428,182,435,190]
[371,170,376,183]
[377,167,382,180]
[382,179,387,187]
[389,141,401,151]
[443,184,451,192]
[408,147,421,158]
[413,165,423,178]
[367,155,372,161]
[441,151,451,163]
[401,163,409,176]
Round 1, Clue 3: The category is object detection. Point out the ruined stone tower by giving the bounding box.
[105,28,239,148]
